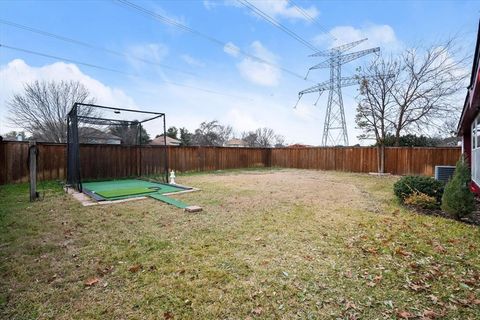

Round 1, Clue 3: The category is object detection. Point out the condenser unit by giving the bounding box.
[434,166,456,183]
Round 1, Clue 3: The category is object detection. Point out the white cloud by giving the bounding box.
[232,0,319,21]
[0,59,136,133]
[224,42,240,57]
[181,54,205,67]
[252,0,319,21]
[313,24,402,52]
[202,0,217,10]
[153,6,187,29]
[126,43,169,69]
[236,41,281,86]
[225,108,262,132]
[129,75,323,145]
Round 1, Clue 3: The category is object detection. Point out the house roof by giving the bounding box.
[78,127,121,140]
[287,143,313,148]
[225,138,247,145]
[150,135,181,145]
[458,19,480,135]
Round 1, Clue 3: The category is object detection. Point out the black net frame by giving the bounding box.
[66,102,168,192]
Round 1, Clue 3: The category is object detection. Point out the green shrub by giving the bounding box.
[404,191,438,210]
[441,157,475,220]
[393,175,444,206]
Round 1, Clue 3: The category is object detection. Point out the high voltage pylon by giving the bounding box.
[296,38,380,146]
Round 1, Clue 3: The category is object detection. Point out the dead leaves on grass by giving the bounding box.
[128,264,143,273]
[396,310,413,319]
[361,247,378,255]
[395,247,413,258]
[251,306,263,316]
[96,265,114,276]
[422,309,442,319]
[366,274,383,287]
[84,277,100,287]
[395,308,445,319]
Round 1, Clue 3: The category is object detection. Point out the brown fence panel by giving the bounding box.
[384,147,461,176]
[166,146,269,172]
[0,141,29,184]
[37,144,66,181]
[271,146,459,175]
[0,141,462,185]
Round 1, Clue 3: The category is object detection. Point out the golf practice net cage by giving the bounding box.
[67,103,168,192]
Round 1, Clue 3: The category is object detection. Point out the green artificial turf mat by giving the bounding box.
[148,193,188,209]
[82,179,189,201]
[95,187,156,198]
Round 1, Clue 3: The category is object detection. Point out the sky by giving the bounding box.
[0,0,479,145]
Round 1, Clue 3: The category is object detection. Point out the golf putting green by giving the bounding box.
[82,179,191,208]
[95,187,156,198]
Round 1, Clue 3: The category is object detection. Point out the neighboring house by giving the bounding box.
[287,144,314,148]
[150,135,181,146]
[79,127,121,144]
[458,20,480,194]
[225,138,248,147]
[436,136,461,147]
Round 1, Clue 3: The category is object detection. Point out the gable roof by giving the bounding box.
[79,127,121,141]
[150,135,181,145]
[225,138,247,146]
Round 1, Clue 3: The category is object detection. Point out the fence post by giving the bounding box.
[29,141,39,201]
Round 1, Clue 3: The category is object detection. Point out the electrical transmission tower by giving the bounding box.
[296,38,380,146]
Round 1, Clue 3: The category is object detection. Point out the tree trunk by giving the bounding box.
[394,129,401,147]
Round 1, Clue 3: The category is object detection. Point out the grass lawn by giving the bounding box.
[1,169,479,319]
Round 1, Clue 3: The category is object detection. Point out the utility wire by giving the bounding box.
[114,0,309,80]
[0,18,196,77]
[288,0,336,40]
[0,43,251,100]
[237,0,320,52]
[1,43,130,75]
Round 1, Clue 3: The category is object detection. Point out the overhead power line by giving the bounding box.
[1,43,130,75]
[288,0,336,40]
[0,43,251,100]
[0,18,196,77]
[114,0,308,80]
[237,0,320,52]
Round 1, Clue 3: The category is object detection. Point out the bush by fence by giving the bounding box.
[0,141,461,184]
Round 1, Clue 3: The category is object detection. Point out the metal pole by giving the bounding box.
[138,123,142,177]
[163,115,169,183]
[29,141,38,201]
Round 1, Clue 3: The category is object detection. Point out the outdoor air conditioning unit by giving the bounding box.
[434,166,455,183]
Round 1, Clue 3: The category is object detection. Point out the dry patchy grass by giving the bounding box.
[1,169,479,319]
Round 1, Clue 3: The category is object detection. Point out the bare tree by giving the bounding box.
[7,80,96,143]
[191,120,233,146]
[274,134,286,147]
[356,55,400,173]
[356,39,468,172]
[241,127,283,147]
[255,128,276,147]
[109,121,150,145]
[391,40,468,144]
[241,131,258,147]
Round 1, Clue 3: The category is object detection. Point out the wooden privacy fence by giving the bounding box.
[0,141,461,185]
